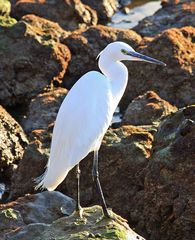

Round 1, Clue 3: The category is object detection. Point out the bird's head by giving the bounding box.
[98,41,166,66]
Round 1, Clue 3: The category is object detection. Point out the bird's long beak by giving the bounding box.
[127,51,166,66]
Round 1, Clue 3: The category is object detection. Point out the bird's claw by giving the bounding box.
[103,208,130,230]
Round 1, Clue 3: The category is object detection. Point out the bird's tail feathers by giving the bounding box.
[34,168,48,191]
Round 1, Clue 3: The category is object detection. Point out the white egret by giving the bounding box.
[35,41,166,218]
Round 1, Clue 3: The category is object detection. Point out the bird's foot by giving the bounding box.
[76,205,84,219]
[102,208,130,230]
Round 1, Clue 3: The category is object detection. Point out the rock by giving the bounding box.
[0,20,70,106]
[121,26,195,111]
[10,88,68,199]
[0,105,28,195]
[0,105,27,169]
[11,0,97,31]
[10,121,153,224]
[161,0,191,6]
[123,91,178,127]
[133,0,195,37]
[6,205,145,240]
[0,0,11,16]
[23,88,68,134]
[0,208,24,240]
[131,105,195,239]
[64,125,153,221]
[10,141,49,200]
[21,14,71,42]
[119,0,132,7]
[62,25,142,88]
[0,191,75,239]
[81,0,118,24]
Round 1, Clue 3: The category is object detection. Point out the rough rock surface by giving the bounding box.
[131,105,195,240]
[10,123,153,219]
[0,105,28,190]
[5,206,145,240]
[64,125,153,221]
[10,88,68,199]
[121,26,195,111]
[0,191,75,240]
[62,25,142,88]
[0,20,70,106]
[21,14,71,42]
[10,141,49,200]
[23,88,68,134]
[11,0,97,31]
[133,0,195,37]
[81,0,118,24]
[123,91,178,127]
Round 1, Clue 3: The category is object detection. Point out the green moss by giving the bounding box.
[10,206,142,240]
[0,208,18,220]
[0,15,17,28]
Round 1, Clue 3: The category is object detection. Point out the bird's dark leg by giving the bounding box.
[76,164,83,218]
[92,150,110,218]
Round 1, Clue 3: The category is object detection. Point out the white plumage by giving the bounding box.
[35,41,165,192]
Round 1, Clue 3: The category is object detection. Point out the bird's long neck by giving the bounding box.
[99,55,128,109]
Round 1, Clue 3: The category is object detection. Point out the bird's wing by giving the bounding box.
[37,71,113,190]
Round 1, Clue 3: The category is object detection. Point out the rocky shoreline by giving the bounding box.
[0,0,194,239]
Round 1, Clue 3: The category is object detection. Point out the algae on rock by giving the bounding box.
[7,206,145,240]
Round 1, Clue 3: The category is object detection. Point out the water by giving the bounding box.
[108,0,161,29]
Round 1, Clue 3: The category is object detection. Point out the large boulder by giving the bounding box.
[131,105,195,240]
[64,125,153,221]
[5,205,145,240]
[10,141,49,200]
[0,105,28,197]
[133,0,195,37]
[121,26,195,110]
[21,14,71,42]
[62,25,142,88]
[23,88,68,134]
[11,0,97,31]
[10,122,153,222]
[10,88,68,199]
[0,105,27,170]
[0,191,75,240]
[81,0,118,24]
[0,20,70,106]
[122,91,178,127]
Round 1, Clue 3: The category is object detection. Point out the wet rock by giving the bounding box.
[6,205,145,240]
[21,14,70,42]
[64,125,153,221]
[0,0,10,16]
[123,91,178,127]
[133,0,195,37]
[62,25,142,88]
[81,0,118,24]
[11,0,97,31]
[0,20,70,106]
[131,105,195,240]
[121,26,195,111]
[23,88,68,134]
[0,191,75,239]
[0,105,28,190]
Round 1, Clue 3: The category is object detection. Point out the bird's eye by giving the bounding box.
[121,49,128,55]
